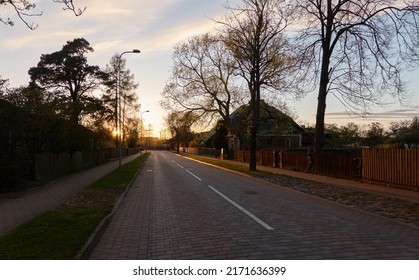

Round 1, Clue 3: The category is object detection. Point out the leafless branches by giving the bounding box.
[290,0,419,113]
[161,33,243,127]
[1,0,85,29]
[287,0,419,151]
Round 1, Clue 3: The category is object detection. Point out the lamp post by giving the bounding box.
[116,49,140,168]
[140,110,149,150]
[148,123,152,149]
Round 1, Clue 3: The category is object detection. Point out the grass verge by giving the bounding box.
[0,153,149,260]
[185,155,273,177]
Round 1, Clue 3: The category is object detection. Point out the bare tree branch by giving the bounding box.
[53,0,86,16]
[161,33,242,128]
[1,0,85,29]
[288,0,419,152]
[217,0,293,171]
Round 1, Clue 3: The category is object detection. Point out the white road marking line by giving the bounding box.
[173,158,201,180]
[172,159,186,169]
[207,185,274,231]
[186,169,202,181]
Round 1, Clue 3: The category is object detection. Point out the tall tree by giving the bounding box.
[220,0,291,171]
[288,0,419,152]
[103,53,140,147]
[161,33,242,129]
[29,38,107,125]
[1,0,85,29]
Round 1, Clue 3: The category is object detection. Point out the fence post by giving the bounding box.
[273,151,278,168]
[278,151,283,169]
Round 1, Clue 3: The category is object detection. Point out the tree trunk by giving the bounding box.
[314,86,327,153]
[249,85,260,171]
[70,92,81,125]
[314,4,332,153]
[314,57,329,153]
[249,129,257,171]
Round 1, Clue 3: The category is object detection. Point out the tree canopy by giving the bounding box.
[103,53,140,147]
[288,0,419,152]
[29,38,107,125]
[389,117,419,148]
[161,33,242,128]
[166,111,199,153]
[220,0,292,170]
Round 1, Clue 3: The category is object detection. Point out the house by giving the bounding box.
[228,100,306,150]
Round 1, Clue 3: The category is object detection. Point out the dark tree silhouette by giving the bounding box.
[29,38,107,125]
[288,0,419,152]
[220,0,292,171]
[166,111,199,153]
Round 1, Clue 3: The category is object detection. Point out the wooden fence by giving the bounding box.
[281,151,307,171]
[314,151,362,179]
[362,148,419,189]
[186,147,219,157]
[234,150,276,166]
[35,148,140,180]
[186,148,419,189]
[233,149,362,180]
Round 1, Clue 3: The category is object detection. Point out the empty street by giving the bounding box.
[90,151,419,259]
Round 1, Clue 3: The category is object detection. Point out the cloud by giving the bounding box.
[80,0,185,27]
[326,105,419,121]
[138,18,218,57]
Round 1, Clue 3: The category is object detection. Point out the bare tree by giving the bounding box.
[161,33,242,129]
[288,0,419,152]
[103,54,140,148]
[219,0,292,171]
[1,0,85,29]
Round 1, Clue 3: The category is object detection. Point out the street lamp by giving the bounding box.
[116,49,141,169]
[140,110,149,150]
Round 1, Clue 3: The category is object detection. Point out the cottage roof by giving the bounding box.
[230,100,303,135]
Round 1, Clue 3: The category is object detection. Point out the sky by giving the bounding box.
[1,0,419,137]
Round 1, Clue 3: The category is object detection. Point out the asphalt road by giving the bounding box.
[89,151,419,259]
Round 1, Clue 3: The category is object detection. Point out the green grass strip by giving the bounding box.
[0,153,149,260]
[185,155,273,177]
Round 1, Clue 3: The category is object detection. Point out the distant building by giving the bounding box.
[228,100,306,150]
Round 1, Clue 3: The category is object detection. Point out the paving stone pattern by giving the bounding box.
[89,152,419,260]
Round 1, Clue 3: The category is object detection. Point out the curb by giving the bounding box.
[75,153,147,260]
[180,154,255,180]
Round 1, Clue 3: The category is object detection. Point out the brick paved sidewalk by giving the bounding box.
[188,154,419,204]
[0,154,141,237]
